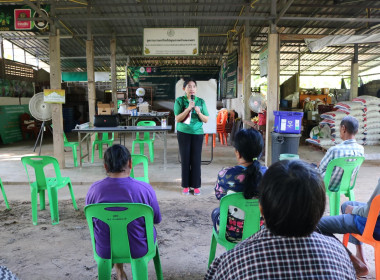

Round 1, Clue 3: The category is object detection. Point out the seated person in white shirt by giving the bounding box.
[318,115,364,191]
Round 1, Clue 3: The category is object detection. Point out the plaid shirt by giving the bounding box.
[318,139,364,191]
[205,227,355,280]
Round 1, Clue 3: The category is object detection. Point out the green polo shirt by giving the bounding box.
[174,95,209,135]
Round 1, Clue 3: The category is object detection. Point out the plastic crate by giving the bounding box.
[273,111,303,134]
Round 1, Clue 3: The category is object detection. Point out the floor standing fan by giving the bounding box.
[249,92,266,114]
[29,92,53,155]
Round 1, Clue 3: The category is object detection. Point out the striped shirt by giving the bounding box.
[205,227,356,280]
[318,139,364,191]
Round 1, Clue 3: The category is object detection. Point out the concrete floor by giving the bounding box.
[1,132,380,279]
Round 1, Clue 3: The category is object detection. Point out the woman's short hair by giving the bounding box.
[259,160,326,237]
[183,78,197,88]
[340,116,359,135]
[103,144,131,173]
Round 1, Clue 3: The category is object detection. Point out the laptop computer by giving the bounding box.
[94,115,119,127]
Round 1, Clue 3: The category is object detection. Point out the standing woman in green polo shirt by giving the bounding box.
[174,78,209,195]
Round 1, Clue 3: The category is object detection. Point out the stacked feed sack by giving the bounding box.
[333,101,367,145]
[305,123,335,147]
[352,95,380,145]
[319,110,365,145]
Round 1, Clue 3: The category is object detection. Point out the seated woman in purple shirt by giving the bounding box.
[86,144,161,280]
[212,129,267,242]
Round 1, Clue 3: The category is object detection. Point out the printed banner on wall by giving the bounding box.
[0,4,50,32]
[225,50,238,99]
[0,105,30,144]
[143,28,199,56]
[219,50,238,99]
[0,79,34,97]
[127,66,219,101]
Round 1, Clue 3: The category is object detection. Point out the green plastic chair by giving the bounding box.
[131,121,156,163]
[21,156,78,225]
[84,203,163,280]
[208,193,261,267]
[63,132,82,167]
[51,125,81,167]
[130,154,149,183]
[323,156,365,216]
[91,133,115,163]
[0,178,10,209]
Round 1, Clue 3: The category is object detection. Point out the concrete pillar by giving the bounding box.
[265,33,280,167]
[0,36,5,77]
[49,29,65,167]
[243,23,251,126]
[350,44,359,99]
[110,37,117,113]
[86,40,96,124]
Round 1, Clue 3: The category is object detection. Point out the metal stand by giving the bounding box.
[33,121,53,155]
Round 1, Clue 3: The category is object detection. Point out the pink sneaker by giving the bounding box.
[182,187,189,195]
[193,188,201,196]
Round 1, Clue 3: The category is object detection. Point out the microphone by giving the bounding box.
[191,94,195,112]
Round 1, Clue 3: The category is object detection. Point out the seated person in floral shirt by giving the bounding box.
[211,129,267,242]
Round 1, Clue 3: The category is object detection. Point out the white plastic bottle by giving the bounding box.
[161,118,167,127]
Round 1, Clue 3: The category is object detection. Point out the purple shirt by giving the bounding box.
[86,176,162,259]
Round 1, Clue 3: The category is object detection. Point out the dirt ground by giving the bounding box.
[0,188,224,280]
[0,137,380,279]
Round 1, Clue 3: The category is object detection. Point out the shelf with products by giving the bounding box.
[126,86,153,108]
[299,93,332,109]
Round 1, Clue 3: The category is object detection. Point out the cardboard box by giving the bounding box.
[98,102,112,115]
[138,103,150,113]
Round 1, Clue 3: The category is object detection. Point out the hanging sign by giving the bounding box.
[143,28,199,56]
[0,5,50,32]
[44,89,65,104]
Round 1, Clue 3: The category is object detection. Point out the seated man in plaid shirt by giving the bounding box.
[318,115,364,191]
[205,160,356,280]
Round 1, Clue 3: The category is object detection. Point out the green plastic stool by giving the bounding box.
[21,156,78,225]
[130,154,149,183]
[131,121,156,163]
[91,133,114,163]
[84,203,163,280]
[0,178,10,209]
[208,193,261,267]
[323,156,365,216]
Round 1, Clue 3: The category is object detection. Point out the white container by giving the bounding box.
[161,118,167,127]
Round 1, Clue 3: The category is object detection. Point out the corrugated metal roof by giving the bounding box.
[1,0,380,76]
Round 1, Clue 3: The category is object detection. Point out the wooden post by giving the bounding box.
[49,29,65,167]
[243,15,251,127]
[0,36,5,78]
[350,44,359,100]
[265,33,280,167]
[86,40,96,125]
[110,37,117,113]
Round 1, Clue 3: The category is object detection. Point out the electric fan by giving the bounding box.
[29,92,53,155]
[248,93,266,113]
